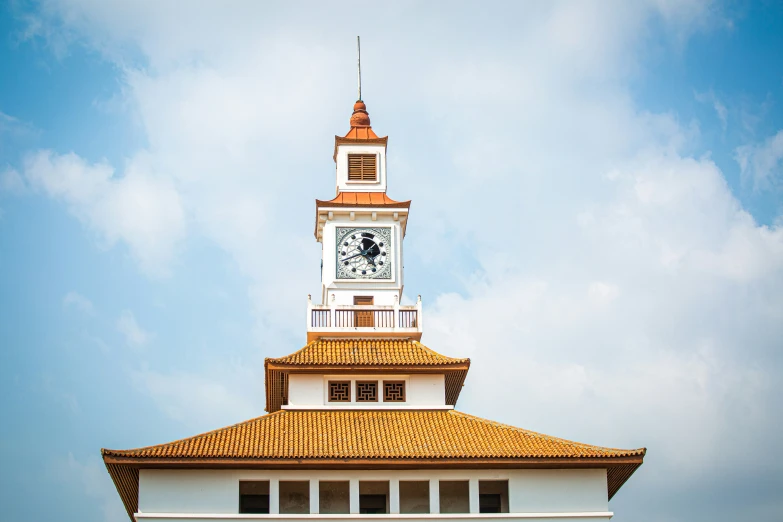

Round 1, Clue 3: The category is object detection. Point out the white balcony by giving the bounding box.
[307,296,423,342]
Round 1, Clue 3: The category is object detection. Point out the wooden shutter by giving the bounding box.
[348,154,377,181]
[353,296,374,327]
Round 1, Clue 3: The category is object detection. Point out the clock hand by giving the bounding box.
[341,253,364,262]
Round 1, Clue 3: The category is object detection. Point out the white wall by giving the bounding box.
[138,468,609,516]
[409,374,445,405]
[286,374,445,408]
[288,374,323,406]
[335,143,387,193]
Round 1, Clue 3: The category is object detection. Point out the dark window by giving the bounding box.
[360,495,387,514]
[479,480,508,513]
[239,481,269,514]
[479,494,501,513]
[359,481,389,514]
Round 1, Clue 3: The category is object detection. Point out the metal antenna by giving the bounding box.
[357,36,362,101]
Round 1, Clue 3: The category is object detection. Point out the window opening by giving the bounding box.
[479,480,509,514]
[328,381,351,402]
[356,381,378,402]
[319,481,350,514]
[348,154,377,181]
[359,481,389,514]
[439,480,469,514]
[399,481,430,514]
[279,481,310,514]
[383,380,406,402]
[239,481,269,514]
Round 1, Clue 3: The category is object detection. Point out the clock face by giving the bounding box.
[336,227,392,279]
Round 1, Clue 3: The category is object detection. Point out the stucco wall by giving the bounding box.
[286,374,445,407]
[138,468,608,515]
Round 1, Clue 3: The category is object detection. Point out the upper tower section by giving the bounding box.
[333,100,389,194]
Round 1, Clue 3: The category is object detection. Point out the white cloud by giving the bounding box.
[735,129,783,191]
[131,368,258,431]
[20,150,185,276]
[63,291,95,315]
[50,453,127,522]
[116,309,150,347]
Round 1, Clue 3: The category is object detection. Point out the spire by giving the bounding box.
[357,35,362,102]
[339,37,381,141]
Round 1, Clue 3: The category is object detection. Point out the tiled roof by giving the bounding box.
[316,191,411,208]
[267,339,466,367]
[102,410,645,520]
[103,410,644,461]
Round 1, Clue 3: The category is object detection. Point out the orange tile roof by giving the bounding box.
[103,410,645,519]
[267,339,466,367]
[104,410,644,461]
[316,191,411,208]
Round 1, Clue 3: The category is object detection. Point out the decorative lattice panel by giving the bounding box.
[384,381,406,402]
[356,381,378,402]
[328,381,351,402]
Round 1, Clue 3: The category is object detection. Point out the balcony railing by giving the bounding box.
[307,296,423,342]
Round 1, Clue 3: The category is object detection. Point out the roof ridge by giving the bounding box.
[448,410,646,456]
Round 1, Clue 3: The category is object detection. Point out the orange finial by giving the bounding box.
[350,100,371,128]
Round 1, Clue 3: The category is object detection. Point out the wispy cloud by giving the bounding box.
[735,129,783,191]
[116,310,151,347]
[695,89,728,130]
[19,150,186,277]
[63,291,95,315]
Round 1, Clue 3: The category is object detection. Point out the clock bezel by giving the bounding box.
[335,226,393,280]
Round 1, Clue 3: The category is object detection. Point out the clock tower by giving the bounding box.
[102,87,646,522]
[310,99,418,342]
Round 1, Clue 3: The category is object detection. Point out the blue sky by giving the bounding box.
[1,2,782,522]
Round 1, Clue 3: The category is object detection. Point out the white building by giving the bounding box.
[103,97,645,522]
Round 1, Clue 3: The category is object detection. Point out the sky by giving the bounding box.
[0,1,782,521]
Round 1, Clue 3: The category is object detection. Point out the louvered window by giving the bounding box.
[348,154,377,181]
